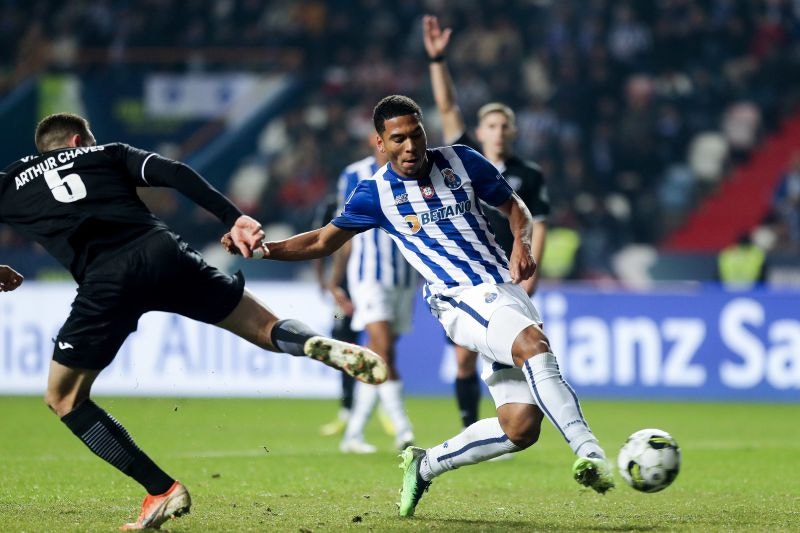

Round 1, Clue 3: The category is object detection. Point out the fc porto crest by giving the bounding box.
[484,292,498,303]
[442,168,463,190]
[420,184,435,199]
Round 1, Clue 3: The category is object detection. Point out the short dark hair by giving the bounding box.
[373,95,423,134]
[35,113,92,153]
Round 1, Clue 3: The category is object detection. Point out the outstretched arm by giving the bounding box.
[423,14,465,143]
[222,223,358,262]
[141,154,244,229]
[0,265,24,292]
[496,194,537,285]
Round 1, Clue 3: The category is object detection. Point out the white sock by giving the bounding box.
[342,382,378,442]
[522,353,605,458]
[377,380,413,442]
[419,417,520,481]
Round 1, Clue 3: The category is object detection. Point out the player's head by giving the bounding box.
[475,102,516,160]
[373,95,428,179]
[35,113,96,153]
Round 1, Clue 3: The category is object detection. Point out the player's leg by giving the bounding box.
[46,360,189,529]
[340,381,379,453]
[405,368,542,502]
[320,314,358,436]
[365,320,415,449]
[48,233,193,529]
[508,323,613,492]
[212,289,386,383]
[491,288,613,493]
[154,232,385,383]
[454,343,481,427]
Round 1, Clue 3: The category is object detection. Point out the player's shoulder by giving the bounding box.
[2,154,39,176]
[506,155,542,174]
[432,143,485,163]
[506,155,543,177]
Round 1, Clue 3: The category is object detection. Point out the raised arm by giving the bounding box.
[423,15,465,143]
[496,194,537,285]
[0,265,24,292]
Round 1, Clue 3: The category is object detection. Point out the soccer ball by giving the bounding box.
[617,428,681,493]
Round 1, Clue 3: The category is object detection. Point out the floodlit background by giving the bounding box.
[1,1,799,400]
[1,3,799,531]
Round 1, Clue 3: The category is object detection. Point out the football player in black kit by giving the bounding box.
[0,113,387,530]
[423,15,550,435]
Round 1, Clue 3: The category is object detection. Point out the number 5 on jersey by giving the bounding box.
[44,162,87,203]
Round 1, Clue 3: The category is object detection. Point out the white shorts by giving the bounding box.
[349,282,415,334]
[428,282,542,407]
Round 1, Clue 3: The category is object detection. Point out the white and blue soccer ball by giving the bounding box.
[617,428,681,493]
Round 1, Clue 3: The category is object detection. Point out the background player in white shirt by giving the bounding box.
[222,95,614,517]
[327,141,418,453]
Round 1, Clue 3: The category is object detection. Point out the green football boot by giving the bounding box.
[397,446,431,517]
[572,455,615,494]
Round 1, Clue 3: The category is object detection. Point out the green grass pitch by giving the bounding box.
[1,396,798,532]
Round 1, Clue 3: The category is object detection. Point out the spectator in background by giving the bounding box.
[772,151,800,252]
[717,233,767,288]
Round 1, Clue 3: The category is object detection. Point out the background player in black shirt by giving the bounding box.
[0,113,387,530]
[424,15,550,433]
[0,264,23,291]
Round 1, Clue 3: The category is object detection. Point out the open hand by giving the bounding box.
[423,14,452,59]
[226,215,266,258]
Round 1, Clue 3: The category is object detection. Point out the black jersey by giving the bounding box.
[0,142,241,281]
[455,132,550,257]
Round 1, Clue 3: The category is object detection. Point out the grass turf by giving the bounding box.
[0,396,798,532]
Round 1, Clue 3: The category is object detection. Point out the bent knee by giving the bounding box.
[44,389,85,417]
[499,408,542,449]
[505,423,541,449]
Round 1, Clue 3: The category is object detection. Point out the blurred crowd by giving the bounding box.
[2,0,800,280]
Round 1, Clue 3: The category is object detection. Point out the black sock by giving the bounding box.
[61,400,174,495]
[455,372,481,427]
[270,319,319,357]
[341,373,356,410]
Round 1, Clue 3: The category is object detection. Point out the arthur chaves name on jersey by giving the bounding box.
[1,143,175,281]
[13,145,106,190]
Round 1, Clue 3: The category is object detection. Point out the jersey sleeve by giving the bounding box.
[112,143,154,187]
[454,145,513,206]
[331,180,379,231]
[117,143,243,227]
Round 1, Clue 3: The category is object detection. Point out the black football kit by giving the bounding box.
[0,143,245,369]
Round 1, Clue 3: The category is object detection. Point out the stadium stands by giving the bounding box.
[1,1,799,283]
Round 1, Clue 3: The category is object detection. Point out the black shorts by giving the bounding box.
[54,230,245,370]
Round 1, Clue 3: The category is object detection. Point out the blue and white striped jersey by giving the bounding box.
[332,145,514,296]
[337,155,416,289]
